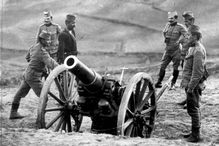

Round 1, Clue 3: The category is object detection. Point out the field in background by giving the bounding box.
[1,0,219,55]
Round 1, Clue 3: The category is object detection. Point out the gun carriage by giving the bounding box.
[37,56,172,138]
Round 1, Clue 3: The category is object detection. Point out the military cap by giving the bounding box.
[44,10,52,18]
[168,11,178,18]
[182,11,194,19]
[39,31,51,40]
[66,14,76,22]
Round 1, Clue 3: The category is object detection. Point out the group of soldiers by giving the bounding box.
[9,11,77,119]
[155,11,207,143]
[9,10,207,143]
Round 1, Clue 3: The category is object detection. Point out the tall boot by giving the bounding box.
[177,99,187,109]
[170,69,179,89]
[9,103,24,119]
[155,69,165,88]
[177,99,186,106]
[186,127,201,142]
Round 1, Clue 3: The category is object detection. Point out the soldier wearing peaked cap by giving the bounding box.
[178,11,201,108]
[155,11,187,89]
[180,25,206,143]
[36,10,62,60]
[182,11,194,19]
[9,31,59,119]
[57,14,78,64]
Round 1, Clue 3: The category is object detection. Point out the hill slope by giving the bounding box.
[1,0,219,54]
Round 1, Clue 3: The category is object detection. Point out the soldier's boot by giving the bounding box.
[177,99,186,106]
[9,103,24,119]
[183,132,192,138]
[177,99,187,109]
[155,69,165,88]
[170,69,179,90]
[186,127,201,143]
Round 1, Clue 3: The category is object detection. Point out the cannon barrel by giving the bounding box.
[64,55,103,92]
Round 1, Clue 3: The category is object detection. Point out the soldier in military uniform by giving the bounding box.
[36,10,61,60]
[57,14,78,64]
[181,11,199,65]
[9,32,58,119]
[155,11,187,89]
[178,11,200,107]
[180,25,206,142]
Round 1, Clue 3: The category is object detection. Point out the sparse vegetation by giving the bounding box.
[1,0,219,145]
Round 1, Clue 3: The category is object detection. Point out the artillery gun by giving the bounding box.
[37,56,172,138]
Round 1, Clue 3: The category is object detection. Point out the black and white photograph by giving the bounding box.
[1,0,219,145]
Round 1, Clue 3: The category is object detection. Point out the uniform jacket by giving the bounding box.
[36,23,61,54]
[181,24,199,59]
[163,22,187,52]
[25,43,58,73]
[181,42,206,90]
[57,28,78,63]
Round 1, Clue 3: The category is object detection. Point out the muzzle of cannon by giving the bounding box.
[38,55,172,138]
[64,56,103,93]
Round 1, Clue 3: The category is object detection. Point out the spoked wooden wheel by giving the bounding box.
[117,72,156,138]
[37,64,83,132]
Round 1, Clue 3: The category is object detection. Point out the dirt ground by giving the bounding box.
[0,50,219,146]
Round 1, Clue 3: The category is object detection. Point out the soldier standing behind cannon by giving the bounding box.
[9,32,58,119]
[57,14,78,64]
[155,11,187,89]
[178,11,200,108]
[180,25,206,142]
[36,10,61,60]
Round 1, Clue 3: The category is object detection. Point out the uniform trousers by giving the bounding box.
[186,86,201,128]
[160,49,181,71]
[12,68,43,104]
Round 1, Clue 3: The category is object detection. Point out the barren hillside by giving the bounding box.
[1,1,219,146]
[1,0,219,54]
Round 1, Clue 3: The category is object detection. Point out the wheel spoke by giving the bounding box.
[137,90,154,111]
[136,124,142,137]
[135,80,148,108]
[131,126,136,137]
[61,119,66,131]
[140,106,156,116]
[63,71,68,99]
[70,91,78,103]
[48,92,64,105]
[123,118,133,130]
[68,75,75,97]
[128,93,136,112]
[134,81,141,105]
[45,107,64,112]
[126,107,134,117]
[55,115,65,132]
[46,111,63,129]
[54,77,66,101]
[66,115,72,132]
[125,123,134,136]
